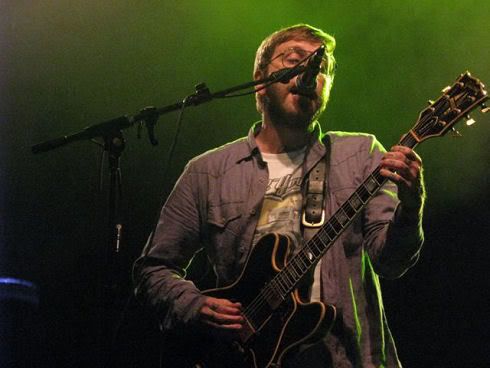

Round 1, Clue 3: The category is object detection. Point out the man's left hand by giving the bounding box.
[380,145,425,210]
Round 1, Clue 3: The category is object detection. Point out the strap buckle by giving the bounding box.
[302,210,326,228]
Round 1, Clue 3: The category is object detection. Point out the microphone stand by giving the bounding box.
[31,64,305,264]
[30,65,305,365]
[31,66,305,154]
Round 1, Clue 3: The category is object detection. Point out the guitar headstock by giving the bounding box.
[410,72,488,143]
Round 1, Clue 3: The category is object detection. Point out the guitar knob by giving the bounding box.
[465,114,476,126]
[451,127,462,137]
[481,103,490,113]
[232,341,245,354]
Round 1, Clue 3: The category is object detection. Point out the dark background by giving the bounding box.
[1,2,489,367]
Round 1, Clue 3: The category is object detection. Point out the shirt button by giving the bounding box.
[250,209,257,216]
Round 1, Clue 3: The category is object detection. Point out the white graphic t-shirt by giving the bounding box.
[253,147,306,245]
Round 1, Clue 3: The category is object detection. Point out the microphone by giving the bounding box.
[268,65,306,84]
[292,45,325,97]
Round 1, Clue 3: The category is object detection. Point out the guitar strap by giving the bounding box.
[298,135,331,300]
[302,159,326,227]
[302,134,331,241]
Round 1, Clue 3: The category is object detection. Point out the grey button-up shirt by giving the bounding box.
[134,122,424,367]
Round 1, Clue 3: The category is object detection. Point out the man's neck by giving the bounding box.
[255,119,310,154]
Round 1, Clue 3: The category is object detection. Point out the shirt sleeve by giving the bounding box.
[361,136,424,279]
[132,161,207,329]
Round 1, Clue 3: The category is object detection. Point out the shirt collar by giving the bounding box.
[244,120,326,161]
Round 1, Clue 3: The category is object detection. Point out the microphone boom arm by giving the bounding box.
[31,65,306,153]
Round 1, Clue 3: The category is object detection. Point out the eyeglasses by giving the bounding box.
[270,47,329,73]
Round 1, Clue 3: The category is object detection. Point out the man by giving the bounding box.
[134,24,425,367]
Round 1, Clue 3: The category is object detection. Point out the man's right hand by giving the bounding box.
[198,296,244,330]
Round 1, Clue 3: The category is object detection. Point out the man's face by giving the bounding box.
[257,39,330,129]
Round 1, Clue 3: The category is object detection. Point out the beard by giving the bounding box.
[262,85,325,130]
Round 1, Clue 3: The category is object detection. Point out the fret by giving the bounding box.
[358,187,371,202]
[275,274,287,291]
[286,274,295,291]
[287,258,304,280]
[271,278,286,295]
[304,248,315,262]
[270,278,286,300]
[400,132,417,148]
[304,249,315,265]
[293,257,305,274]
[280,278,291,293]
[279,272,292,289]
[349,192,364,210]
[364,176,379,194]
[343,201,356,218]
[289,260,300,279]
[325,222,337,239]
[402,134,414,147]
[271,276,286,292]
[277,278,288,294]
[283,269,295,287]
[308,241,322,258]
[371,170,384,185]
[316,236,329,251]
[297,251,310,270]
[335,207,349,226]
[262,286,283,308]
[295,256,308,274]
[330,217,343,233]
[318,232,332,249]
[296,252,308,268]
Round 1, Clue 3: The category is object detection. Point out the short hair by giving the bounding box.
[254,24,336,79]
[254,24,337,113]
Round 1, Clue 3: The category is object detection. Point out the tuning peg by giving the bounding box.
[465,114,476,126]
[451,127,463,137]
[427,100,435,105]
[441,86,451,93]
[481,103,490,113]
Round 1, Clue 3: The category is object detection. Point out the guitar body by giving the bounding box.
[164,233,335,368]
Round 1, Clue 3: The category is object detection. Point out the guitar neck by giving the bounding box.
[269,132,419,298]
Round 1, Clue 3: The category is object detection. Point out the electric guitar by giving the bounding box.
[164,72,488,368]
